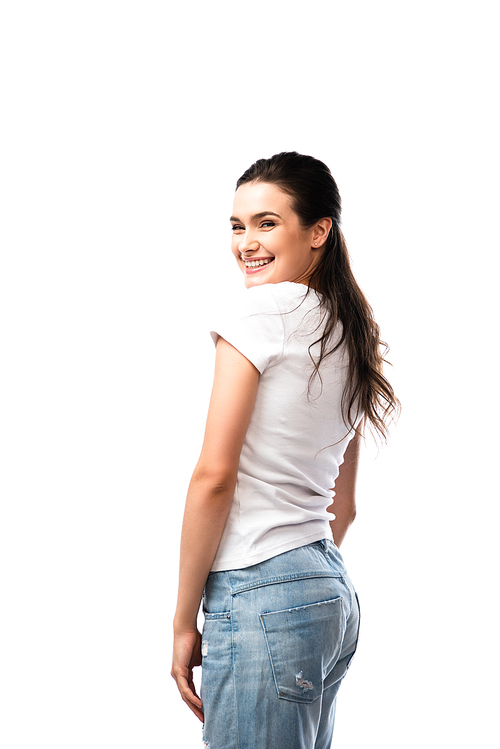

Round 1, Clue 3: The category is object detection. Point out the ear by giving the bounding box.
[311,218,333,249]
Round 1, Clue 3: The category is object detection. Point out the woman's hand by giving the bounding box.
[171,627,204,722]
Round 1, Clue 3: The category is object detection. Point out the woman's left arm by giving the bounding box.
[171,337,260,720]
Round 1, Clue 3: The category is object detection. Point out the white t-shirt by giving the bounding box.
[209,281,360,572]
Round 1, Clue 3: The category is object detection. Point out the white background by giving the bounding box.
[1,1,498,747]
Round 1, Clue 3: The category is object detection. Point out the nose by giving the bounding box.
[238,234,260,254]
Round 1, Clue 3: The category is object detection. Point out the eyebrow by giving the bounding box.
[229,211,282,223]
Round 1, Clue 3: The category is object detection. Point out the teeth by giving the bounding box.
[244,258,273,268]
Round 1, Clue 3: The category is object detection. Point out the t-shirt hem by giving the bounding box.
[210,525,333,572]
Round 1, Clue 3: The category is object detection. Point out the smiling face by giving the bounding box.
[230,182,325,289]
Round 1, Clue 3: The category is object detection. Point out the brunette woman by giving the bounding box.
[172,152,399,749]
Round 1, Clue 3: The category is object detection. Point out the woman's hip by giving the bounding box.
[203,538,357,618]
[201,539,360,747]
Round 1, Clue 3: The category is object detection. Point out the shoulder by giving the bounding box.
[244,282,311,314]
[243,283,282,313]
[221,283,287,323]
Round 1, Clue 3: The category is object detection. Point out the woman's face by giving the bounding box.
[230,182,321,289]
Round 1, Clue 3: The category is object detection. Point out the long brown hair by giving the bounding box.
[236,151,400,441]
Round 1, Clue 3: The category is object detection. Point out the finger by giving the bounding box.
[175,673,204,722]
[173,668,201,705]
[181,693,204,723]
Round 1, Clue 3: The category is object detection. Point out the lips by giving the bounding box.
[242,257,275,274]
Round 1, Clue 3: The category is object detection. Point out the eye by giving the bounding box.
[261,221,275,228]
[231,224,244,232]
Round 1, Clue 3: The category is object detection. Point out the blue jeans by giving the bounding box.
[201,539,360,749]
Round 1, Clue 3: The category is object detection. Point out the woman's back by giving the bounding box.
[210,281,359,571]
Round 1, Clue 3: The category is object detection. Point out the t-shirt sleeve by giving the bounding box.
[210,285,285,373]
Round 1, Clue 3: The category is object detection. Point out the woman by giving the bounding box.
[171,152,399,748]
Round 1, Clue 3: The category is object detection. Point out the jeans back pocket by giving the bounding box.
[259,597,345,703]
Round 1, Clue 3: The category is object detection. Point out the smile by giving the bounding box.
[243,257,274,273]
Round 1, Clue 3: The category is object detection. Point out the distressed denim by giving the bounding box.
[201,539,360,749]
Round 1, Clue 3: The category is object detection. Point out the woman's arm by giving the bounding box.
[171,336,260,720]
[327,431,360,547]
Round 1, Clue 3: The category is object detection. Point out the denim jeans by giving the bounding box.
[201,539,360,749]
